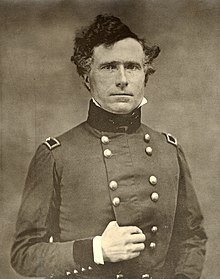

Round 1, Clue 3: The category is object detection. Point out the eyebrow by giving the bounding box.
[99,61,118,68]
[124,61,142,68]
[99,61,142,68]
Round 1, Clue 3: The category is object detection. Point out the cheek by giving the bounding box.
[89,76,100,92]
[131,73,145,89]
[90,74,110,90]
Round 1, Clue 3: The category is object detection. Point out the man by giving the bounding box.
[11,15,207,279]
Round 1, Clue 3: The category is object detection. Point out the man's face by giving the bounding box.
[85,38,146,114]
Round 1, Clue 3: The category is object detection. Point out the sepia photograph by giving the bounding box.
[0,1,219,279]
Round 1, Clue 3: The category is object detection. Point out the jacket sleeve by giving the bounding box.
[170,145,208,279]
[11,144,94,278]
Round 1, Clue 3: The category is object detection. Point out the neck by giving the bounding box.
[87,99,141,133]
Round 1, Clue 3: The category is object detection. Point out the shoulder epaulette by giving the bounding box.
[43,137,61,150]
[163,133,177,147]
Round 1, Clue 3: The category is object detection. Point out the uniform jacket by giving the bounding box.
[11,100,207,279]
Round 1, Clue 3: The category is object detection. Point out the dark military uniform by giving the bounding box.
[11,100,207,279]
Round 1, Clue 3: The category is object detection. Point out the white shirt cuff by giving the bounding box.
[93,236,104,265]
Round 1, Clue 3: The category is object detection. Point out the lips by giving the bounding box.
[110,93,133,96]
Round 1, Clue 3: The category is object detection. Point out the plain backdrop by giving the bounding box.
[0,0,219,278]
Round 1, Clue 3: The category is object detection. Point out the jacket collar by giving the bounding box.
[87,99,142,133]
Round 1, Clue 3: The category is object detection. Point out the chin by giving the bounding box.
[109,103,136,114]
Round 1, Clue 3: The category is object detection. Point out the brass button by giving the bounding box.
[81,268,86,272]
[104,149,112,158]
[88,266,93,270]
[151,192,159,202]
[73,270,78,274]
[149,175,157,185]
[109,181,118,190]
[144,134,151,142]
[112,197,120,207]
[149,242,156,249]
[116,274,124,279]
[151,226,158,233]
[101,136,109,144]
[145,147,153,156]
[66,271,71,276]
[142,274,150,278]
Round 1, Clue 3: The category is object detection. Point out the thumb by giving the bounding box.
[106,220,119,229]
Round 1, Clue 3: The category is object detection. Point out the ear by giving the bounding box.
[82,74,91,91]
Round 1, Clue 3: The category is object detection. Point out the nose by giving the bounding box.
[115,65,128,89]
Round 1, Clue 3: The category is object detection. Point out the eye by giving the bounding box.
[101,64,117,71]
[126,64,141,71]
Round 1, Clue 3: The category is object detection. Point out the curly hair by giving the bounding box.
[71,14,160,85]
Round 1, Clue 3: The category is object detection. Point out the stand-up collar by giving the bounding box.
[87,99,141,133]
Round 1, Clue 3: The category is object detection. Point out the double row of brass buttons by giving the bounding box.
[100,134,160,260]
[102,134,160,206]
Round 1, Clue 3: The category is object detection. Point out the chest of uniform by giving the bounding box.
[58,131,179,237]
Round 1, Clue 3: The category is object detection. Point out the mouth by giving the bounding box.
[110,93,133,96]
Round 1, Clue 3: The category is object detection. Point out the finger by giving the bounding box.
[121,251,140,261]
[130,233,146,243]
[129,251,141,259]
[132,243,145,252]
[123,226,143,234]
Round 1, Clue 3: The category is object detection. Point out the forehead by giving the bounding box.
[93,38,145,64]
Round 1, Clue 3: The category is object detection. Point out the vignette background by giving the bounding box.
[0,0,219,278]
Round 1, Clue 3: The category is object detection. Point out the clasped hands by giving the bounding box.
[101,221,146,262]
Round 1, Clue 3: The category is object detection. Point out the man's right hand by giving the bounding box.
[101,221,146,262]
